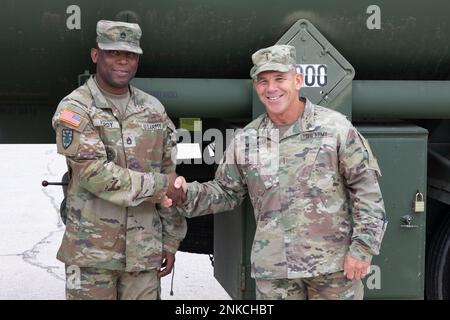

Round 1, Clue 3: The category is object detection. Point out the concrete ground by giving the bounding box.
[0,144,230,300]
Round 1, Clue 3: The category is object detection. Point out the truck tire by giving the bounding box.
[426,214,450,299]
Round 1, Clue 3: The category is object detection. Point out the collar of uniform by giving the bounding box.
[87,76,109,109]
[127,86,145,113]
[87,76,143,113]
[282,97,318,139]
[255,113,277,140]
[256,97,318,140]
[300,98,318,133]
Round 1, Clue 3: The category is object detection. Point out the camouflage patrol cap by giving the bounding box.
[250,44,296,79]
[96,20,143,54]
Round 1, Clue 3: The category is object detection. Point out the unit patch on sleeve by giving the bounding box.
[62,129,74,149]
[56,126,80,156]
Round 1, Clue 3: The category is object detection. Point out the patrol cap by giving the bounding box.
[250,44,297,79]
[96,20,143,54]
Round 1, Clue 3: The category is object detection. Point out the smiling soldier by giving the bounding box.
[52,20,186,300]
[166,44,387,300]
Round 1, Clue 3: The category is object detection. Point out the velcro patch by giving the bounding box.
[93,119,120,129]
[301,131,329,140]
[142,123,163,131]
[59,109,82,127]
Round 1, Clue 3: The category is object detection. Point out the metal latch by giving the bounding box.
[400,215,418,228]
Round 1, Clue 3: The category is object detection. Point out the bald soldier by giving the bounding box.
[166,45,387,300]
[52,20,186,300]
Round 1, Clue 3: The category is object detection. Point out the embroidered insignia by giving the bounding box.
[60,110,82,127]
[125,135,136,147]
[62,129,73,149]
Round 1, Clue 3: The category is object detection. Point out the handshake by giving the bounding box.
[161,172,188,208]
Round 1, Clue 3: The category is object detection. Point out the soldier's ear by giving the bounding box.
[91,48,99,64]
[295,72,303,90]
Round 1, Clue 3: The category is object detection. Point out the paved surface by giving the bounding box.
[0,144,230,300]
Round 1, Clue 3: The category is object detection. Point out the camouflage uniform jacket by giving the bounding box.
[52,76,187,272]
[182,98,387,279]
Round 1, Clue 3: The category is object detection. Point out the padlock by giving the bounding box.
[414,192,425,213]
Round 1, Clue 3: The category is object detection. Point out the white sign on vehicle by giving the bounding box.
[296,64,328,88]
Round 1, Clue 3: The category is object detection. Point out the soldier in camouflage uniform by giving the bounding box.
[167,45,387,300]
[52,20,187,300]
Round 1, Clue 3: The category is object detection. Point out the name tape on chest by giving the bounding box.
[93,119,120,129]
[142,122,163,131]
[301,131,329,140]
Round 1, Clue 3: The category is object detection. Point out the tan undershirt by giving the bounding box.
[274,122,294,138]
[95,77,131,117]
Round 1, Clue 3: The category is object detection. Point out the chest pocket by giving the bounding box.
[293,145,321,185]
[133,121,165,171]
[241,147,279,206]
[286,136,336,209]
[91,117,121,163]
[284,138,338,204]
[137,122,164,152]
[93,118,121,146]
[309,144,338,191]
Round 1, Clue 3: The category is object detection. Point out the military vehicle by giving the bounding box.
[3,0,450,299]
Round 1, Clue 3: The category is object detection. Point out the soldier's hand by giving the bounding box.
[160,195,173,208]
[158,251,175,278]
[174,176,187,194]
[166,173,187,207]
[344,254,371,280]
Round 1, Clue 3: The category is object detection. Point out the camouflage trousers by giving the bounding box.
[65,265,160,300]
[255,271,364,300]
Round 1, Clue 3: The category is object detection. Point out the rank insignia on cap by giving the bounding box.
[62,129,74,149]
[60,109,82,127]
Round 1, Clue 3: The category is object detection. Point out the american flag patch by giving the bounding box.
[59,110,82,127]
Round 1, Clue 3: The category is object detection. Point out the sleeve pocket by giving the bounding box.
[357,132,382,177]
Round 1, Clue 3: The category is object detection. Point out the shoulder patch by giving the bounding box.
[61,129,74,149]
[56,126,80,157]
[59,109,83,127]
